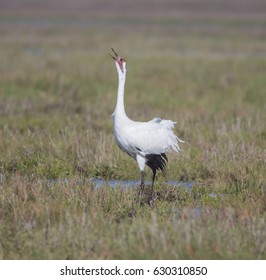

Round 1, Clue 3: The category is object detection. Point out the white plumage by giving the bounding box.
[110,48,184,201]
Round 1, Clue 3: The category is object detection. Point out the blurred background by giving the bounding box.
[1,0,266,54]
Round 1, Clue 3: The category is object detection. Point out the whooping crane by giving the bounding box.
[110,48,184,204]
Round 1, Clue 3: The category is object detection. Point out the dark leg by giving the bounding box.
[129,171,145,216]
[150,170,157,206]
[133,171,145,206]
[151,169,156,189]
[140,171,145,194]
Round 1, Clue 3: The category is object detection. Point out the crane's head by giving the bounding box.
[109,48,126,74]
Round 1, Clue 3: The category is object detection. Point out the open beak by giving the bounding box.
[109,48,119,61]
[109,48,124,73]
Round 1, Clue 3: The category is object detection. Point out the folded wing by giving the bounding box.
[125,119,184,156]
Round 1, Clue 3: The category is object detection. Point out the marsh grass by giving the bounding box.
[0,0,266,259]
[0,175,265,259]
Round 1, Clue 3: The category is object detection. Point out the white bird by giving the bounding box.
[110,48,184,203]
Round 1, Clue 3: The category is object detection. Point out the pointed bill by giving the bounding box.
[109,48,119,60]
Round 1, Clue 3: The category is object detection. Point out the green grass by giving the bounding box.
[0,0,266,259]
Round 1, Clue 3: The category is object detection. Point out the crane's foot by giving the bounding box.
[136,183,145,199]
[149,192,158,207]
[132,183,145,206]
[139,183,145,195]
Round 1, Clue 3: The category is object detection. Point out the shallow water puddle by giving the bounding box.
[90,179,218,198]
[0,174,218,198]
[91,178,195,190]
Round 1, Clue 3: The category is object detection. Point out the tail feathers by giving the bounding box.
[159,119,176,129]
[149,118,176,129]
[146,153,168,172]
[160,119,184,153]
[148,118,184,154]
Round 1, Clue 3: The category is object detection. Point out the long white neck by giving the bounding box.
[114,69,128,120]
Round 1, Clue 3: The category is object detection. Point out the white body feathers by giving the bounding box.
[113,116,182,161]
[112,58,184,174]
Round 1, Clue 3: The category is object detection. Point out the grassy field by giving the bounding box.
[0,0,265,259]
